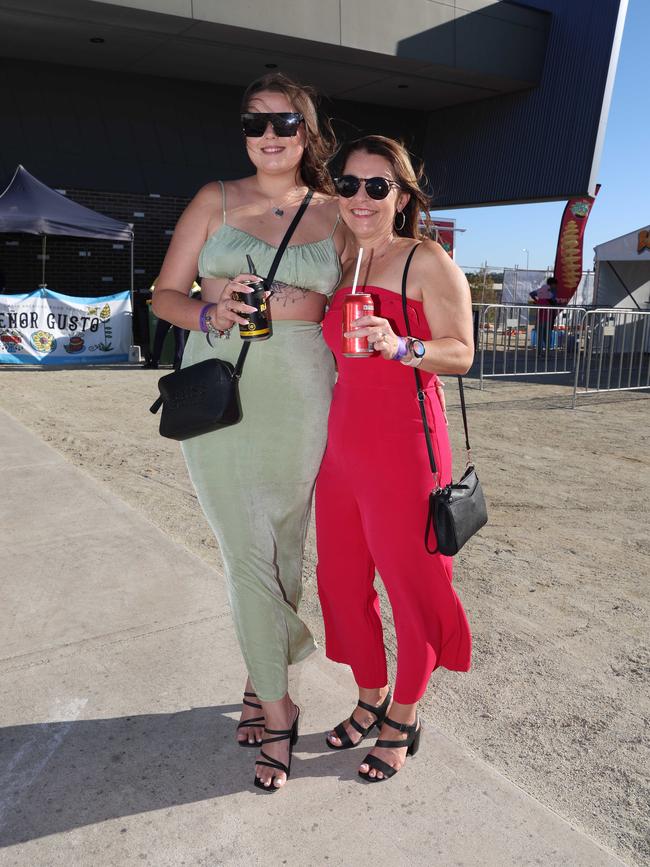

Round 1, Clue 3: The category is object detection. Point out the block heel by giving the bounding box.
[407,724,421,757]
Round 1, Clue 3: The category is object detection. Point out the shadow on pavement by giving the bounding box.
[0,704,353,846]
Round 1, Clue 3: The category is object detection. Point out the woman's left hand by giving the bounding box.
[345,315,399,360]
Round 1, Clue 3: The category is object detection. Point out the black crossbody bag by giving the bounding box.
[401,244,488,556]
[149,190,313,441]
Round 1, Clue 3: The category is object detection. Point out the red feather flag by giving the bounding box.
[553,185,600,304]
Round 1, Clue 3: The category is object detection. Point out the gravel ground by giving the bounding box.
[1,364,648,865]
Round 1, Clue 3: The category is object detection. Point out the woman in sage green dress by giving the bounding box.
[153,73,347,791]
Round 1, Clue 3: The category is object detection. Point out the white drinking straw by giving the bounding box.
[350,247,364,294]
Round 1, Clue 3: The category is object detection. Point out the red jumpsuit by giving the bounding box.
[316,285,472,704]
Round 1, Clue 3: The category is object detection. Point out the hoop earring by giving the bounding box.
[394,210,406,231]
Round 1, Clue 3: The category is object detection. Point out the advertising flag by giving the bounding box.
[553,185,600,304]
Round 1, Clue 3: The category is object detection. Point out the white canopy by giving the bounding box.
[594,225,650,310]
[594,225,650,263]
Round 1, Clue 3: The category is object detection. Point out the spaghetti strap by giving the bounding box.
[218,179,227,225]
[329,213,340,238]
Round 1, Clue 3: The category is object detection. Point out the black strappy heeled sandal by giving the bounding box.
[358,715,421,783]
[237,691,264,747]
[253,708,300,793]
[326,691,392,750]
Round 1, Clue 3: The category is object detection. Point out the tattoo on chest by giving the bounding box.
[268,281,310,307]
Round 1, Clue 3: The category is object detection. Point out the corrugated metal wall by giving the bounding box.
[0,60,249,195]
[0,58,427,196]
[0,0,625,206]
[424,0,625,207]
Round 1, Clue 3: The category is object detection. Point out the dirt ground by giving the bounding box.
[1,364,648,865]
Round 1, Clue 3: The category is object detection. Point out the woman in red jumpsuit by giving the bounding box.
[316,136,474,782]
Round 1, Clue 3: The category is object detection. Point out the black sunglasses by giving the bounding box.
[334,175,400,200]
[241,112,304,138]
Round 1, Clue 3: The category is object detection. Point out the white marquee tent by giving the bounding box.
[594,225,650,310]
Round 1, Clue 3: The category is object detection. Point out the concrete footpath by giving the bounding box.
[0,409,627,867]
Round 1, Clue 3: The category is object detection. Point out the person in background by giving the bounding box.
[530,276,558,352]
[144,279,200,369]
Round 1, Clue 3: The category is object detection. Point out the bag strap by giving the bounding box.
[265,189,313,286]
[400,244,474,484]
[457,372,472,464]
[400,244,438,483]
[230,189,314,379]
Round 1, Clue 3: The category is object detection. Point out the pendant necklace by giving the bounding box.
[269,194,290,218]
[268,185,303,218]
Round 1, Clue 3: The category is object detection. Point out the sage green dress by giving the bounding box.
[181,184,339,700]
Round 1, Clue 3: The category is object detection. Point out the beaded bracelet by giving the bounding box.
[199,303,232,341]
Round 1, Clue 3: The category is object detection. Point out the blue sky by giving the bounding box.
[437,0,648,272]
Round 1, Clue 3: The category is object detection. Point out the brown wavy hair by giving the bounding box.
[241,73,336,195]
[338,135,432,239]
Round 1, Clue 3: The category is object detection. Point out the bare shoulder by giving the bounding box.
[336,220,355,259]
[186,178,254,235]
[181,181,222,220]
[309,190,339,220]
[190,177,249,206]
[310,189,337,207]
[307,191,347,251]
[169,182,226,246]
[415,238,457,271]
[415,239,469,294]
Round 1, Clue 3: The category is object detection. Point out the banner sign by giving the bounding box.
[431,219,456,258]
[420,218,456,258]
[553,185,600,304]
[501,269,548,305]
[0,289,132,364]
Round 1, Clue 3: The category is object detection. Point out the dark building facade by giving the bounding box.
[0,0,627,297]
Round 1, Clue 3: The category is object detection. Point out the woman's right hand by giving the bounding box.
[209,275,261,329]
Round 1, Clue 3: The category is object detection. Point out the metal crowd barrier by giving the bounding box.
[572,309,650,407]
[475,304,587,389]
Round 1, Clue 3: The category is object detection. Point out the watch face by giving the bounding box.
[413,340,426,358]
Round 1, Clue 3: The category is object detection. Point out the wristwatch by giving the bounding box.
[401,338,426,367]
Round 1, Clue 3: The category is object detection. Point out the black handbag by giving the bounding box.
[401,244,488,556]
[149,190,313,441]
